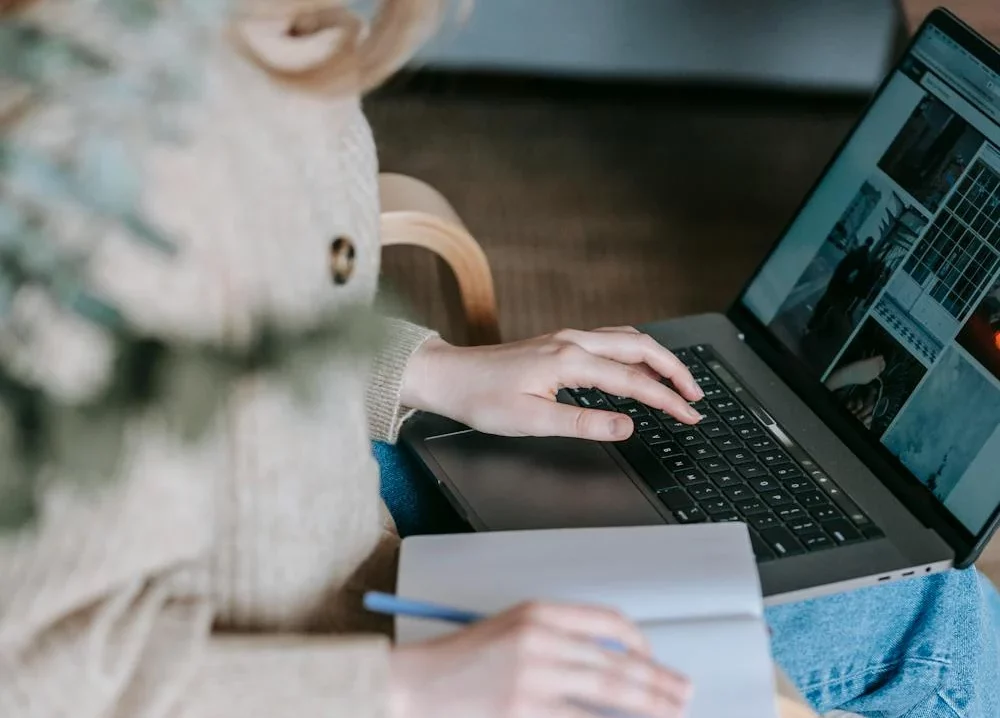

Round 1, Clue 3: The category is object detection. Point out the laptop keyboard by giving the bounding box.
[568,344,885,562]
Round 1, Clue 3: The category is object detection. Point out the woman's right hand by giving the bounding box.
[388,601,692,718]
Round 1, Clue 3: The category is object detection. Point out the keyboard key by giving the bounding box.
[776,505,806,522]
[714,511,742,523]
[713,435,742,451]
[688,400,712,415]
[822,519,863,545]
[748,436,778,452]
[639,429,672,446]
[758,450,790,466]
[621,404,649,419]
[750,513,781,531]
[643,472,680,493]
[699,458,729,474]
[701,499,732,515]
[710,471,741,489]
[810,472,835,488]
[664,456,695,472]
[658,488,694,511]
[660,416,690,432]
[676,431,705,447]
[634,416,659,433]
[653,443,683,460]
[690,370,714,386]
[736,499,769,516]
[689,444,720,461]
[724,449,755,465]
[762,490,794,507]
[721,411,753,426]
[785,478,817,494]
[750,531,777,562]
[760,527,806,557]
[689,484,721,501]
[788,519,820,535]
[672,348,698,368]
[701,422,730,439]
[799,533,834,552]
[711,398,740,413]
[736,424,764,440]
[798,491,827,507]
[673,469,708,486]
[702,385,727,399]
[810,505,841,521]
[724,485,754,502]
[673,506,707,524]
[772,465,803,480]
[574,391,609,410]
[821,485,872,527]
[607,394,637,407]
[737,463,768,479]
[749,477,780,493]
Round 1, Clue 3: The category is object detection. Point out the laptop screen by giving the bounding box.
[742,22,1000,536]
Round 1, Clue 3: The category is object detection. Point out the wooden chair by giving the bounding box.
[379,173,502,347]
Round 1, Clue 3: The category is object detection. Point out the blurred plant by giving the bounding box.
[0,0,386,532]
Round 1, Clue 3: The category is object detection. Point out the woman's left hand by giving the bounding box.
[401,327,704,443]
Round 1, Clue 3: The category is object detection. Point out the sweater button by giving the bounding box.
[329,236,356,285]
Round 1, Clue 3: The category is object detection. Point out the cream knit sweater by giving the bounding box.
[0,10,435,718]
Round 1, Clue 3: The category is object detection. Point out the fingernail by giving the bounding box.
[610,416,632,439]
[685,406,702,422]
[694,385,705,400]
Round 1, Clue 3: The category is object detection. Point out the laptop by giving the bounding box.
[401,8,1000,604]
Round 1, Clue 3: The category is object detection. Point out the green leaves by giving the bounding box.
[0,19,109,87]
[0,0,407,535]
[0,302,387,533]
[103,0,160,28]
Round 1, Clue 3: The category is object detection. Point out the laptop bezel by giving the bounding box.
[726,7,1000,568]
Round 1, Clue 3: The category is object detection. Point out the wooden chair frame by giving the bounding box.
[379,173,501,346]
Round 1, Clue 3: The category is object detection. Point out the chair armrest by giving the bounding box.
[379,173,501,346]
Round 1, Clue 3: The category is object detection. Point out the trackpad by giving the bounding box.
[426,432,665,531]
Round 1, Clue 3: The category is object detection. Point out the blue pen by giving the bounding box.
[363,591,628,654]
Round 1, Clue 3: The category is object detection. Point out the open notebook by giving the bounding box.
[395,523,778,718]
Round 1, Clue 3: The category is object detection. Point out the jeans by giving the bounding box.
[374,441,1000,717]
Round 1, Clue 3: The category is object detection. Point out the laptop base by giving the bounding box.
[401,313,954,603]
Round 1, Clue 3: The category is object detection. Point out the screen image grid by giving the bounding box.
[760,48,1000,533]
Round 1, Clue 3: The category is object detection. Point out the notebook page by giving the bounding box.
[643,616,777,718]
[396,523,763,629]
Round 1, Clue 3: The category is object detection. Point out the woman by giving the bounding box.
[1,2,998,717]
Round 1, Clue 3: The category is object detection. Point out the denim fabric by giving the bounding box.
[767,569,1000,717]
[373,441,470,538]
[373,441,1000,717]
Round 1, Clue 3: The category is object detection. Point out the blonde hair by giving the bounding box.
[231,0,452,95]
[0,1,453,100]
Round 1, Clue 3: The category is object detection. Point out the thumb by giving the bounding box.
[523,399,634,441]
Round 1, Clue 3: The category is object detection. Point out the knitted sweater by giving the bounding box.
[0,8,855,718]
[0,11,435,718]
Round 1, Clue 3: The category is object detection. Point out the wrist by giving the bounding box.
[399,336,457,416]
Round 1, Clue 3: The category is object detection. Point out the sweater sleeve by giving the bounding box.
[0,568,391,718]
[175,633,390,718]
[366,318,438,444]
